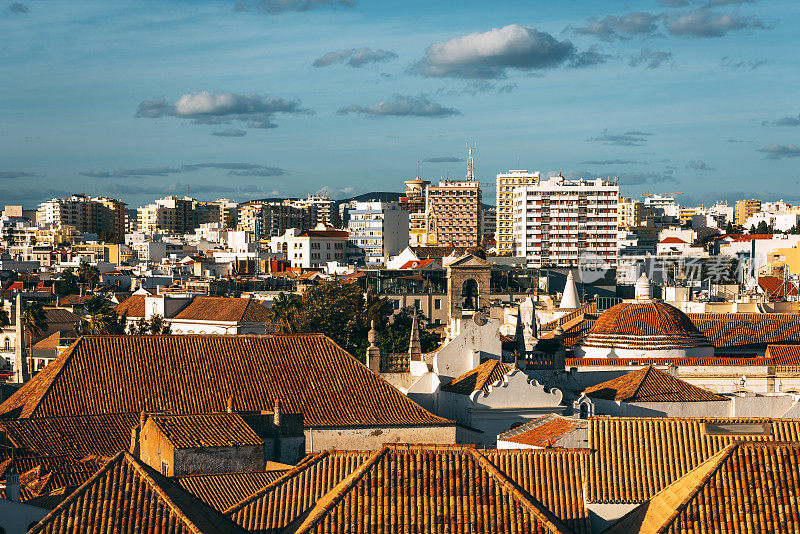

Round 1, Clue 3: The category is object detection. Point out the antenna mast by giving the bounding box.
[466,141,475,181]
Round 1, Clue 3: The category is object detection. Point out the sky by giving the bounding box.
[1,0,798,209]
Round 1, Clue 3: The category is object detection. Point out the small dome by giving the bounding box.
[575,301,713,359]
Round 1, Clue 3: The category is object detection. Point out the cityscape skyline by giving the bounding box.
[2,0,798,208]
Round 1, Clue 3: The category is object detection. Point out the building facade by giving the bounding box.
[512,176,619,267]
[495,170,540,255]
[618,197,646,230]
[270,227,348,269]
[347,202,409,266]
[37,194,126,242]
[735,198,761,226]
[427,179,482,248]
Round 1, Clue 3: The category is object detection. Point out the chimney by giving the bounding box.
[367,320,381,374]
[6,466,20,502]
[273,398,281,428]
[13,293,28,384]
[226,394,234,414]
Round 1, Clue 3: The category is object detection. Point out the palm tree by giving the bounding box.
[21,302,47,375]
[77,261,101,292]
[81,295,118,334]
[266,292,299,334]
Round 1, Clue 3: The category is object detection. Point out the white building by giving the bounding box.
[644,194,680,219]
[481,206,496,248]
[347,202,409,266]
[744,211,800,233]
[495,170,541,255]
[512,176,619,268]
[270,227,348,269]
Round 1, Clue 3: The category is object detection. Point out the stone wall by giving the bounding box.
[304,424,479,452]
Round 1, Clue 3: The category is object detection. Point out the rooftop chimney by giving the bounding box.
[273,398,281,428]
[6,467,20,502]
[367,320,381,374]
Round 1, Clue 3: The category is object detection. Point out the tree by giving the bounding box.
[266,292,300,334]
[0,308,10,328]
[295,281,393,360]
[377,307,441,355]
[77,261,101,291]
[74,295,125,335]
[128,315,170,335]
[725,221,734,234]
[21,302,47,375]
[56,270,80,295]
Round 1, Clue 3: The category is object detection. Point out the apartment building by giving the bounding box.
[735,198,761,226]
[618,197,646,229]
[270,227,348,269]
[286,194,334,226]
[238,201,309,239]
[495,170,540,254]
[481,206,496,246]
[513,176,619,267]
[427,179,482,248]
[347,201,409,266]
[137,196,196,234]
[37,194,126,242]
[399,178,431,247]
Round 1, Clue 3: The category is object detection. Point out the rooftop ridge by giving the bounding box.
[223,450,330,515]
[469,448,572,534]
[285,447,389,534]
[601,444,738,534]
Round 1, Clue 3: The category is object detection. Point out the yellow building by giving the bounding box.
[618,197,646,229]
[71,243,129,265]
[735,199,761,226]
[679,207,701,226]
[765,246,800,277]
[496,170,540,254]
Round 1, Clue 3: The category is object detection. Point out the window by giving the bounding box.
[393,300,400,310]
[160,460,169,476]
[434,298,441,310]
[3,338,8,351]
[414,299,421,309]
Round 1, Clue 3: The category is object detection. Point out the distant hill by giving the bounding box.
[246,191,402,205]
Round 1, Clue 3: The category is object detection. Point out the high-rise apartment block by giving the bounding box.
[286,194,334,227]
[238,201,308,240]
[735,199,762,227]
[38,194,126,242]
[347,201,409,266]
[495,170,541,255]
[512,176,619,267]
[399,178,432,247]
[137,196,196,234]
[427,179,482,248]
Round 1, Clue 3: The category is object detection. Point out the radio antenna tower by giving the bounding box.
[466,141,475,181]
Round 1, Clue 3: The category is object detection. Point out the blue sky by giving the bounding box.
[1,0,798,209]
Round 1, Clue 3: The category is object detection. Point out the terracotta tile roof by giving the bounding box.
[0,335,452,428]
[497,414,588,449]
[28,451,247,534]
[173,297,271,323]
[113,294,145,318]
[603,442,800,534]
[582,366,727,402]
[581,302,713,350]
[175,470,289,512]
[766,344,800,364]
[722,233,775,242]
[226,446,577,534]
[301,229,348,238]
[559,311,800,350]
[659,237,687,244]
[540,302,597,332]
[758,275,800,301]
[32,331,75,350]
[55,294,94,307]
[587,416,800,504]
[42,307,81,324]
[0,456,107,502]
[148,413,262,449]
[565,356,775,367]
[442,359,512,394]
[482,448,591,534]
[687,312,800,349]
[398,259,441,269]
[1,413,138,457]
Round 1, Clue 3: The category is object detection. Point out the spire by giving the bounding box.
[408,310,422,362]
[515,303,526,355]
[559,270,580,309]
[367,320,381,374]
